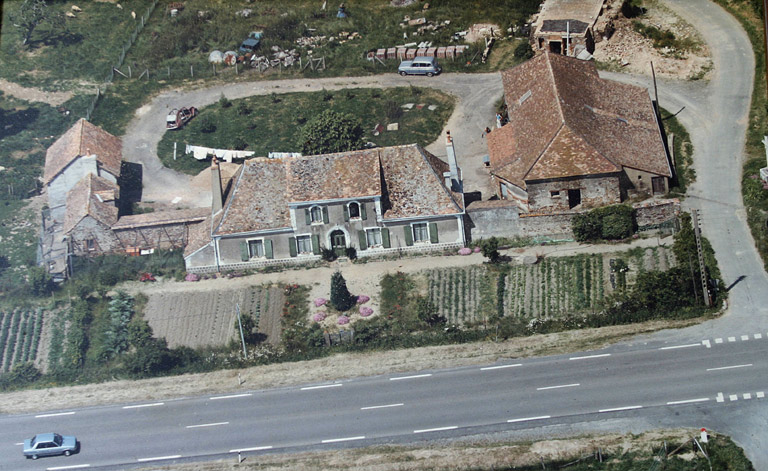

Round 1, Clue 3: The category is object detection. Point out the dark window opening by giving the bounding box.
[568,189,581,209]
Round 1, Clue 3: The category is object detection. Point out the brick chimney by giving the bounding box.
[445,131,462,192]
[211,157,223,213]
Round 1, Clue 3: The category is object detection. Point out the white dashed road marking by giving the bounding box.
[758,392,765,399]
[480,364,522,371]
[414,426,458,434]
[186,422,229,429]
[716,393,724,403]
[730,394,738,401]
[755,333,763,339]
[35,412,76,418]
[715,338,723,344]
[728,336,736,342]
[123,402,164,409]
[361,403,403,410]
[322,436,366,443]
[741,335,749,341]
[599,405,642,413]
[508,415,551,423]
[706,364,752,372]
[210,393,252,400]
[667,398,709,405]
[230,446,272,453]
[661,343,700,350]
[46,465,91,471]
[744,393,752,400]
[569,353,610,361]
[301,384,342,390]
[390,374,432,381]
[537,383,579,391]
[137,455,181,463]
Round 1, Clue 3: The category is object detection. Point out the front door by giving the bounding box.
[331,230,346,257]
[568,189,581,209]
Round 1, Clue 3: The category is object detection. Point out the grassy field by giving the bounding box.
[158,87,455,174]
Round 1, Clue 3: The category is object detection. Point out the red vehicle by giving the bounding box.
[166,107,198,130]
[139,272,156,282]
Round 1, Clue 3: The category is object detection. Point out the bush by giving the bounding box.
[321,247,338,262]
[219,94,232,108]
[198,116,216,134]
[27,266,53,296]
[513,41,534,60]
[385,100,403,121]
[330,271,356,312]
[299,110,364,155]
[237,101,251,115]
[479,237,501,263]
[345,247,357,260]
[572,205,634,242]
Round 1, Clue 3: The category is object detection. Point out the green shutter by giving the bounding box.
[311,234,320,254]
[322,207,329,224]
[382,228,390,248]
[358,230,367,249]
[361,204,367,220]
[304,209,311,225]
[404,226,413,246]
[264,239,273,259]
[289,237,297,257]
[240,241,250,261]
[343,205,350,222]
[429,223,439,243]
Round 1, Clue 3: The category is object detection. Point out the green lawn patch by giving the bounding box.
[157,87,455,175]
[660,106,694,195]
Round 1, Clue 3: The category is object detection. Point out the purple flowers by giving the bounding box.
[185,273,200,282]
[458,247,472,255]
[356,295,370,304]
[473,246,482,253]
[359,306,373,317]
[312,312,327,322]
[337,315,350,325]
[314,297,327,307]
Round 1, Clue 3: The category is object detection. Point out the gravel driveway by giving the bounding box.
[122,73,503,207]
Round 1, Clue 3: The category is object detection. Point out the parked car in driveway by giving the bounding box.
[166,107,198,130]
[398,56,442,77]
[23,433,78,459]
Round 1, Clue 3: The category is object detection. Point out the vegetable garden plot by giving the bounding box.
[427,266,487,325]
[0,309,45,372]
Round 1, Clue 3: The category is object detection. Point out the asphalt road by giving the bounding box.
[32,0,768,468]
[2,335,766,470]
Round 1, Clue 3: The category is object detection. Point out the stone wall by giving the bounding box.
[113,222,193,252]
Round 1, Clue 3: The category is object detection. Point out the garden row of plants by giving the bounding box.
[0,309,44,372]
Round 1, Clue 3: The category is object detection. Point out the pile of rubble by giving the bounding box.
[249,46,301,68]
[295,31,361,50]
[400,16,450,36]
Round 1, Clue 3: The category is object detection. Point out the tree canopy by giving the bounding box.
[299,110,364,156]
[10,0,63,46]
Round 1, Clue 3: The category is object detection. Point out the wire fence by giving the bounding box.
[85,0,159,120]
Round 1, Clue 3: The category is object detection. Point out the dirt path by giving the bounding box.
[0,79,73,106]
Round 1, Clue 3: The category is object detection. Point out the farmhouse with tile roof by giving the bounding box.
[185,138,466,272]
[487,52,672,213]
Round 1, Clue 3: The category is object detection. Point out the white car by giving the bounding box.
[23,433,78,460]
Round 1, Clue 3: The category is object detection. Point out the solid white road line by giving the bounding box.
[322,436,366,443]
[716,393,724,403]
[706,364,752,372]
[758,392,765,399]
[537,383,579,391]
[507,415,551,423]
[35,411,75,418]
[599,405,642,413]
[137,455,181,462]
[661,343,700,350]
[46,465,91,471]
[122,402,164,409]
[300,384,342,390]
[210,393,252,400]
[569,353,610,361]
[390,373,432,381]
[414,426,458,434]
[741,335,749,341]
[361,403,404,410]
[480,364,522,371]
[666,398,709,405]
[186,422,229,429]
[230,446,273,453]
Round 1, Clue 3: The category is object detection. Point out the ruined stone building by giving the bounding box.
[533,0,607,57]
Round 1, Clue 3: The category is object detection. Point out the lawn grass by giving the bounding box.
[157,87,455,175]
[0,200,38,268]
[659,106,694,195]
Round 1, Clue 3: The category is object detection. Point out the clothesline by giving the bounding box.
[185,144,255,163]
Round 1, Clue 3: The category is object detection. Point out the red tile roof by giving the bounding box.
[62,173,119,234]
[212,144,463,236]
[112,208,209,229]
[489,53,670,188]
[44,119,122,185]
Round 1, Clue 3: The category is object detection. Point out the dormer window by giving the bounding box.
[349,202,360,219]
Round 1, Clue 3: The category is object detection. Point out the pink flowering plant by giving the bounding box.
[185,273,200,282]
[359,306,373,317]
[337,315,350,325]
[458,247,472,255]
[473,246,482,253]
[312,312,327,322]
[314,297,327,307]
[356,295,370,304]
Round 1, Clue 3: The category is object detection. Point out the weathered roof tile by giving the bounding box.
[44,119,122,185]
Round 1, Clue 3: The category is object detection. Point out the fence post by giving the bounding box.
[235,62,238,75]
[146,69,149,81]
[190,65,194,78]
[213,64,216,76]
[128,65,132,78]
[168,66,170,78]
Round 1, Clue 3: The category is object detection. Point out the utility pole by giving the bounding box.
[764,0,768,98]
[691,210,711,307]
[235,303,248,358]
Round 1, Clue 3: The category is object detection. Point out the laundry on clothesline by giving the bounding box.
[185,145,255,162]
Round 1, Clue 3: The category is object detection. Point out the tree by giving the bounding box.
[10,0,63,46]
[27,266,53,296]
[513,41,534,60]
[479,237,501,264]
[330,271,356,312]
[299,110,364,155]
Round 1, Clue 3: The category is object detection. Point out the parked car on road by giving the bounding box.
[23,433,78,460]
[398,56,442,77]
[166,107,198,130]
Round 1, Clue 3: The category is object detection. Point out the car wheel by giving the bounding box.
[31,455,38,460]
[64,450,72,456]
[427,72,434,77]
[399,71,407,76]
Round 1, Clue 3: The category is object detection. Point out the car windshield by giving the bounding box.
[54,434,62,445]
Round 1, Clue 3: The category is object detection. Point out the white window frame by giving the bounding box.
[296,234,313,255]
[411,222,429,244]
[85,238,96,251]
[348,201,361,219]
[550,190,560,199]
[366,227,382,248]
[310,205,323,224]
[247,238,265,259]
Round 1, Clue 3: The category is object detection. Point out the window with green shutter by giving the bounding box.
[429,222,439,243]
[358,230,367,249]
[381,228,390,248]
[404,226,414,246]
[289,237,297,257]
[311,234,320,254]
[360,203,367,220]
[264,239,273,259]
[343,205,350,222]
[304,209,311,225]
[240,241,249,261]
[322,207,329,224]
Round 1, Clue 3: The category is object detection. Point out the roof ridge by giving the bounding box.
[544,53,566,125]
[523,121,565,181]
[418,145,463,214]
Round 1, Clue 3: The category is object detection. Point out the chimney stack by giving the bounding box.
[211,157,223,213]
[443,171,452,188]
[445,131,462,192]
